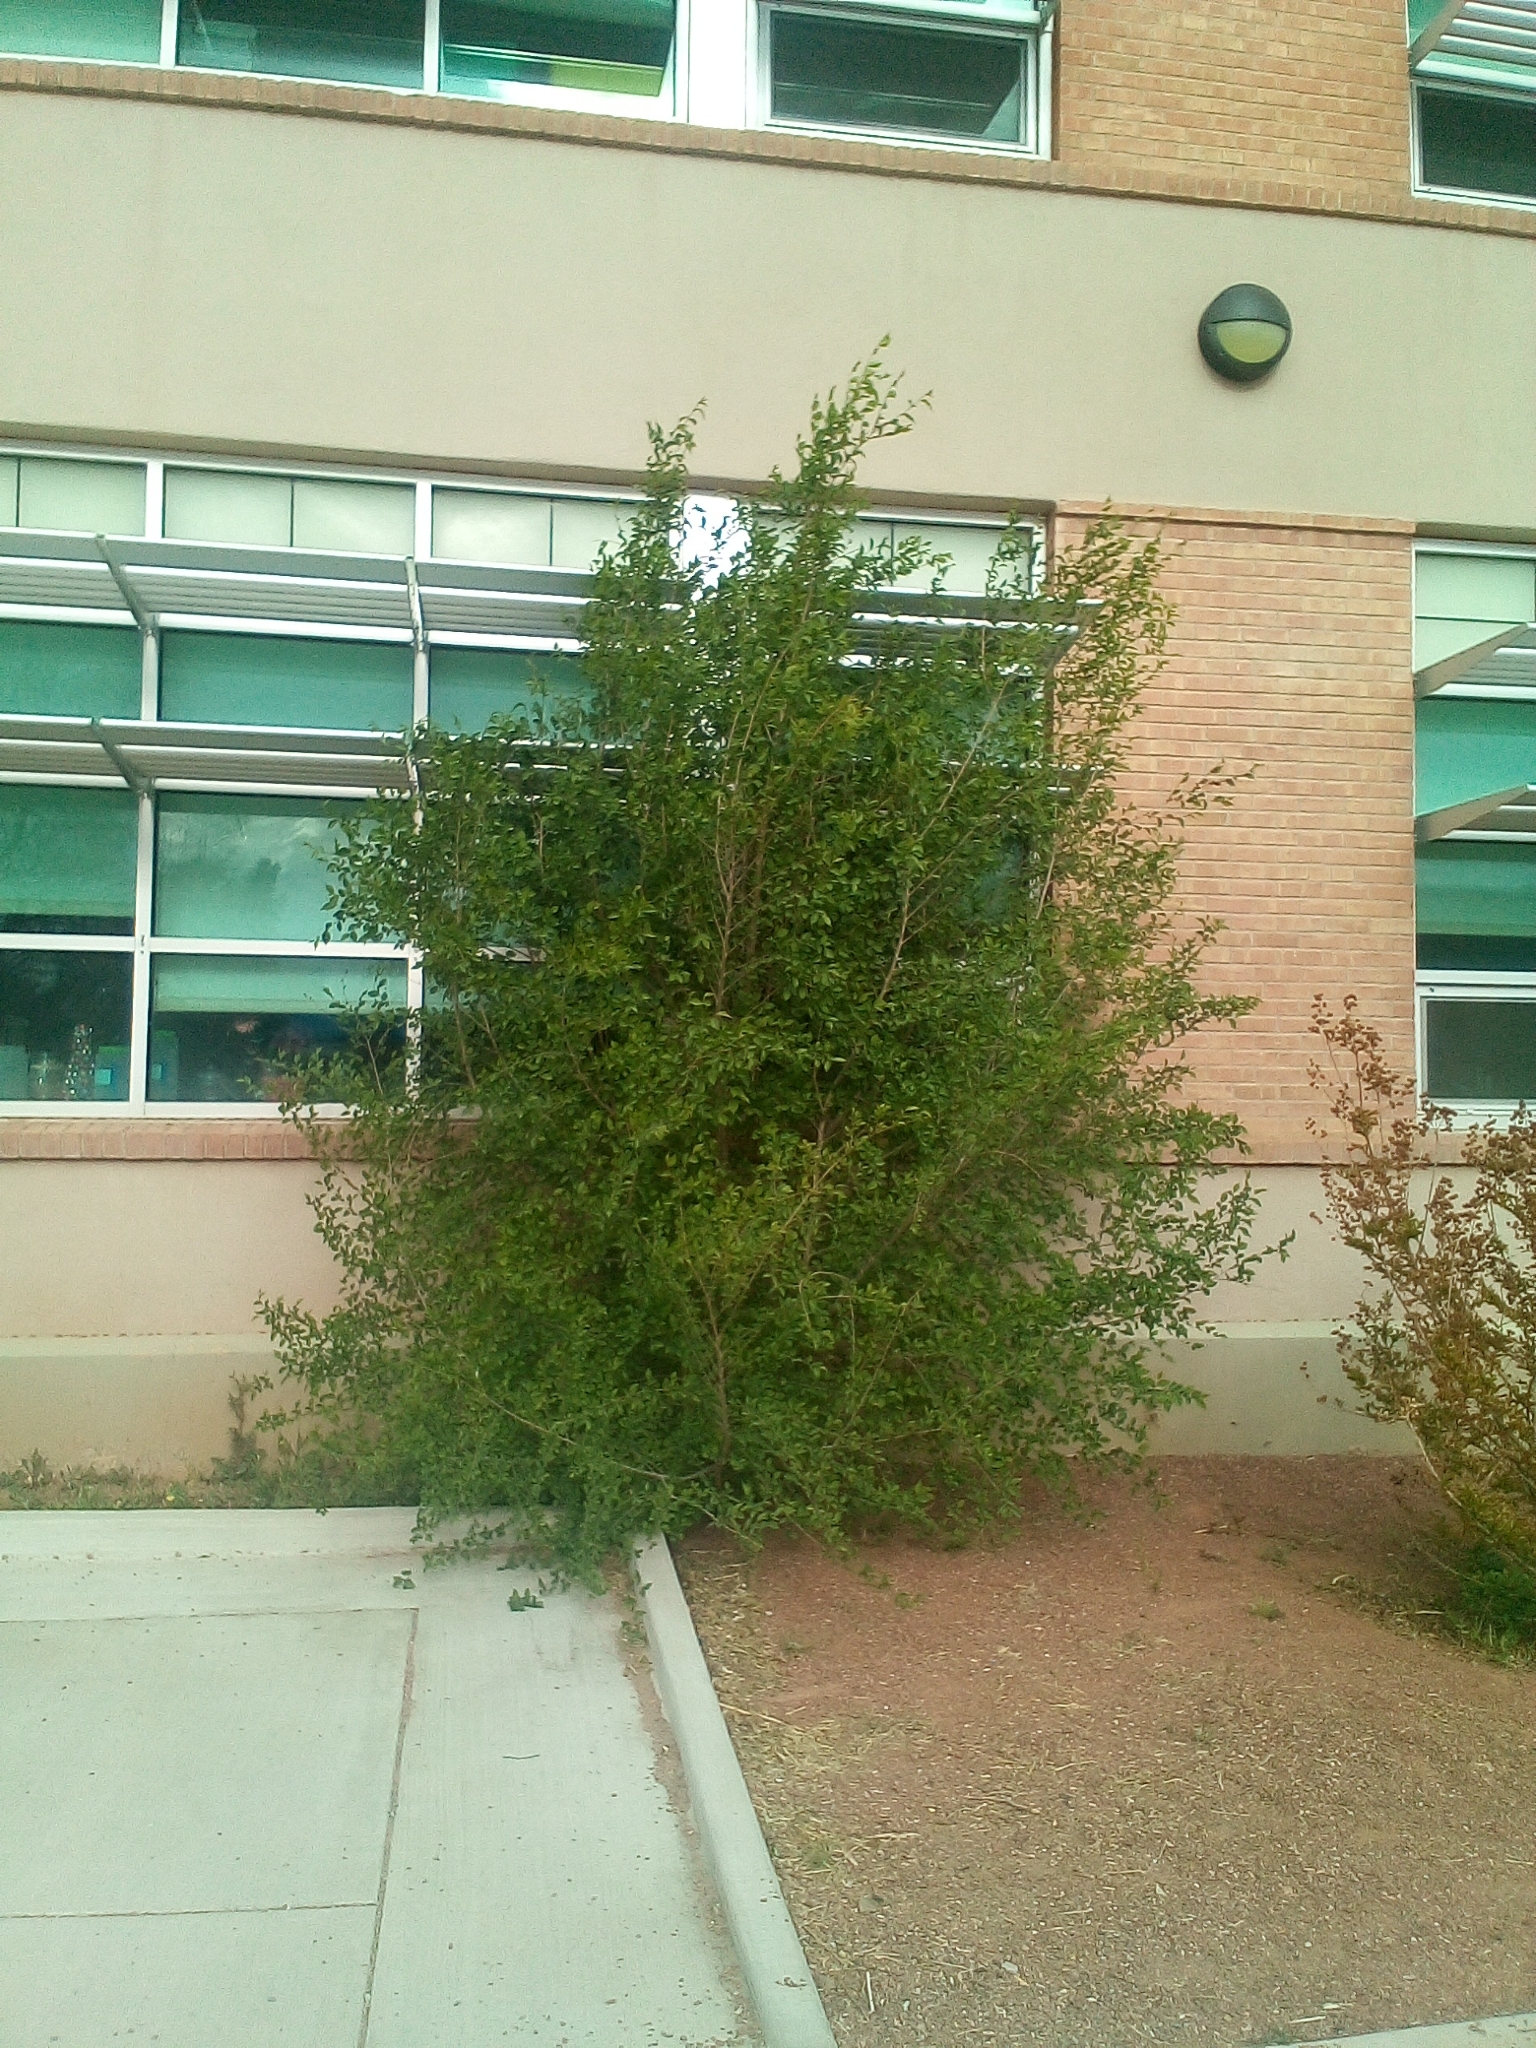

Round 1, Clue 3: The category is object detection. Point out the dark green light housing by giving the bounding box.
[1198,284,1293,384]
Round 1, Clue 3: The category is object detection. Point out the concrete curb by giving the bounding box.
[1309,2018,1536,2048]
[632,1533,838,2048]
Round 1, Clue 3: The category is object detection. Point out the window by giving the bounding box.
[428,647,587,733]
[0,0,160,63]
[440,0,677,102]
[1419,86,1536,202]
[764,3,1038,146]
[0,0,1052,150]
[1414,546,1536,1110]
[1411,1,1536,205]
[0,457,145,536]
[177,0,425,89]
[158,634,415,731]
[164,469,415,553]
[0,448,1026,1111]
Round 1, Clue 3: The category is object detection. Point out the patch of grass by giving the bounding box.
[1247,1600,1284,1622]
[1438,1542,1536,1663]
[0,1441,415,1514]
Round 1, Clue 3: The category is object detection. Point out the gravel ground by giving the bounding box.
[676,1455,1536,2048]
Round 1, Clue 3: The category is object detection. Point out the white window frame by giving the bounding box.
[1411,77,1536,214]
[1416,973,1536,1120]
[753,0,1051,158]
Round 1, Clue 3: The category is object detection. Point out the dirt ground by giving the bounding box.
[675,1455,1536,2048]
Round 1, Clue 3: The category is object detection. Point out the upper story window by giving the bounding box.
[762,1,1045,150]
[0,0,1053,155]
[1410,0,1536,205]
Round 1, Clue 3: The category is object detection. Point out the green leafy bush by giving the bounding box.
[1312,995,1536,1594]
[263,361,1266,1572]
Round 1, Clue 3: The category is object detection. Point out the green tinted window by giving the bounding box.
[441,0,674,98]
[0,786,138,934]
[1425,1001,1536,1104]
[1419,87,1536,203]
[177,0,424,87]
[428,647,588,734]
[0,0,160,61]
[770,10,1023,141]
[154,795,352,942]
[159,633,413,731]
[1417,841,1536,971]
[1416,697,1536,817]
[0,621,141,718]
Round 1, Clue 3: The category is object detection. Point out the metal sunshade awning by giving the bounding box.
[1414,624,1536,697]
[0,531,595,644]
[1417,783,1536,840]
[0,714,410,796]
[1410,1,1536,90]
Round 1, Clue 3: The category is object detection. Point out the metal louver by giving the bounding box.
[1414,624,1536,697]
[0,715,410,797]
[1411,2,1536,92]
[1417,784,1536,841]
[0,531,594,645]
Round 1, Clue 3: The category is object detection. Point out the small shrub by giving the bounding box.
[1311,995,1536,1607]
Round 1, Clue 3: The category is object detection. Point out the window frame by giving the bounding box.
[1416,973,1536,1121]
[754,0,1049,156]
[1412,76,1536,213]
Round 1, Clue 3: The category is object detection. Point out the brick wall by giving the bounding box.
[1058,1,1413,195]
[1056,508,1417,1162]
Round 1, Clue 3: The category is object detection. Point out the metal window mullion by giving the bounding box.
[0,933,136,953]
[1034,13,1052,158]
[144,461,166,542]
[159,0,178,67]
[141,623,160,722]
[128,790,155,1108]
[146,937,411,958]
[424,0,441,91]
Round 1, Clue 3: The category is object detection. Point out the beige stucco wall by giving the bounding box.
[0,1159,1418,1469]
[0,1160,341,1340]
[0,89,1534,529]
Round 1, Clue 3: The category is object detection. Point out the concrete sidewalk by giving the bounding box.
[0,1509,754,2048]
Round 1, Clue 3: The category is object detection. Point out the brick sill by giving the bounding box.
[0,1118,333,1160]
[3,56,1535,239]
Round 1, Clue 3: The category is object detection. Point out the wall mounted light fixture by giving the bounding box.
[1198,284,1292,384]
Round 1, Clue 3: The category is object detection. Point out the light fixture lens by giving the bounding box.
[1198,284,1293,384]
[1209,318,1288,366]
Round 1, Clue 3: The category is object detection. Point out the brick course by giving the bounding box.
[1054,507,1417,1163]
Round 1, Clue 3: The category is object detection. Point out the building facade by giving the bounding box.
[2,0,1534,1467]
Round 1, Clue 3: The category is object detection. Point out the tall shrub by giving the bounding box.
[265,361,1266,1570]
